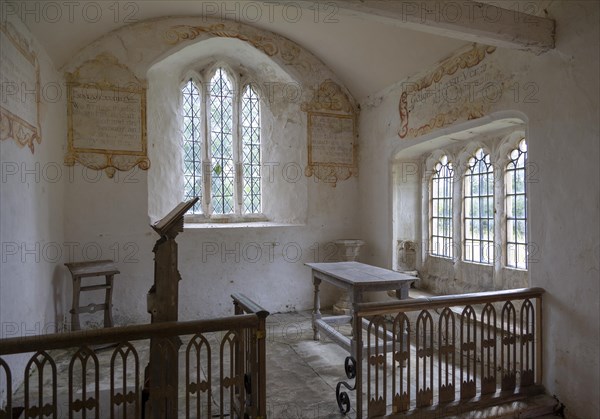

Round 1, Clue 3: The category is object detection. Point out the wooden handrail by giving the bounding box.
[355,287,545,316]
[0,314,259,355]
[231,293,269,318]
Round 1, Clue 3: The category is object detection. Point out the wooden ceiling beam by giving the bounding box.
[282,1,555,53]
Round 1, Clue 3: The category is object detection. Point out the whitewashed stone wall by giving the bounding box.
[0,16,67,404]
[358,3,599,417]
[59,17,361,325]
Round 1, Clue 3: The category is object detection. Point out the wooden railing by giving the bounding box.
[231,293,269,418]
[351,287,544,418]
[0,294,268,419]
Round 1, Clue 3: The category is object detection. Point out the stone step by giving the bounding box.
[456,394,558,418]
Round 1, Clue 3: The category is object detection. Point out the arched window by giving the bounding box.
[464,148,494,264]
[209,68,235,215]
[182,78,202,214]
[241,85,261,214]
[506,139,528,269]
[181,67,262,218]
[430,156,454,258]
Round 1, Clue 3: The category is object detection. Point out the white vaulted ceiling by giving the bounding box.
[7,0,468,100]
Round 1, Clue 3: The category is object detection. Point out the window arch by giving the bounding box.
[411,123,531,294]
[430,155,454,258]
[505,139,528,269]
[464,148,494,264]
[181,67,262,219]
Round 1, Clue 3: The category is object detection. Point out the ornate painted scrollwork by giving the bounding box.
[398,44,498,139]
[164,24,279,57]
[0,22,41,153]
[302,79,355,114]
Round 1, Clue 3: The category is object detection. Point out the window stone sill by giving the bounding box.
[184,221,305,230]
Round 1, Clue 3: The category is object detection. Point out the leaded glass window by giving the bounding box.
[209,68,235,214]
[431,156,454,258]
[241,85,261,214]
[464,148,495,264]
[181,67,263,219]
[506,139,528,269]
[182,79,202,214]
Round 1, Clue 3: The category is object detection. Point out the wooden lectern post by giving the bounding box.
[144,198,198,419]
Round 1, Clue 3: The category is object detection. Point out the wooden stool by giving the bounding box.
[65,260,119,331]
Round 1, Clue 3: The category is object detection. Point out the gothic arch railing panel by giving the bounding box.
[220,330,244,418]
[501,301,517,392]
[481,303,498,395]
[520,299,535,387]
[110,342,140,419]
[68,346,100,418]
[0,358,12,418]
[352,288,544,418]
[392,313,410,413]
[460,305,477,400]
[24,351,57,419]
[416,310,434,408]
[438,307,455,404]
[367,316,387,417]
[186,333,212,418]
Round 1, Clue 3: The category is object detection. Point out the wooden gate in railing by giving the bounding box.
[346,288,544,418]
[0,294,268,419]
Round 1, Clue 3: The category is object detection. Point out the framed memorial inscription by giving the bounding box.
[65,54,150,178]
[306,112,357,187]
[0,22,41,153]
[303,80,358,187]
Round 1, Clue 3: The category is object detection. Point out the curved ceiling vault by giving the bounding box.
[62,15,359,109]
[12,0,467,100]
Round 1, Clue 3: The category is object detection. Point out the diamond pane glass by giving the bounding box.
[506,139,528,269]
[181,79,202,214]
[241,85,261,214]
[464,148,494,264]
[431,156,454,258]
[209,68,234,214]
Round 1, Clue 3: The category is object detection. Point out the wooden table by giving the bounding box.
[306,262,416,356]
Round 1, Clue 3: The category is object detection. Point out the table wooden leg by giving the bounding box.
[104,274,115,328]
[395,283,410,300]
[350,288,362,358]
[70,277,81,331]
[312,276,321,341]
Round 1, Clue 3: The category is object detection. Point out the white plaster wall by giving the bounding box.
[392,159,421,270]
[0,16,67,403]
[61,17,361,324]
[62,168,154,326]
[358,3,599,417]
[147,37,309,224]
[63,166,358,324]
[64,171,359,322]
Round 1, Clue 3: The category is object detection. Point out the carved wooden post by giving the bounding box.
[145,198,198,419]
